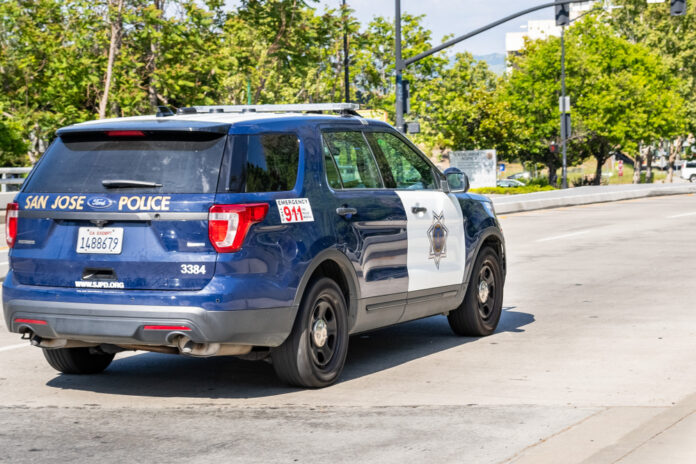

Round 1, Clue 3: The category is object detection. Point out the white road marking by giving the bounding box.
[0,343,29,353]
[667,212,696,218]
[535,230,590,242]
[0,262,8,266]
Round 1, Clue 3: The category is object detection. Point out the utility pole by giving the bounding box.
[560,26,568,189]
[395,0,404,131]
[342,0,350,102]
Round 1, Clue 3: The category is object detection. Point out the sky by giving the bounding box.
[225,1,557,56]
[315,0,555,56]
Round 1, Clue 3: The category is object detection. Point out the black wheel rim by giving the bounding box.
[477,261,496,321]
[308,296,338,369]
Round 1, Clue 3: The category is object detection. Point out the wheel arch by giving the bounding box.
[464,227,506,291]
[293,249,361,333]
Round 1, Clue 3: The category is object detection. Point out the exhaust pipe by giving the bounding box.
[30,335,96,349]
[175,336,251,357]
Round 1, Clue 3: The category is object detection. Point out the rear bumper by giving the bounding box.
[3,299,298,347]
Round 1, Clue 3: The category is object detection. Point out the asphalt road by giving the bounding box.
[1,194,695,463]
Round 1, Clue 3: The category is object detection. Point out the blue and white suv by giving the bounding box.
[3,103,506,387]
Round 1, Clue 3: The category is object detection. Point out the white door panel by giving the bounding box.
[396,191,466,292]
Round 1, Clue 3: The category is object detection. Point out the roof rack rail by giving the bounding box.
[177,103,360,116]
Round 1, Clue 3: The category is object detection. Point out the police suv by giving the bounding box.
[3,103,506,388]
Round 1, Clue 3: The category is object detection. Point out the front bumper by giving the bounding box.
[4,299,298,347]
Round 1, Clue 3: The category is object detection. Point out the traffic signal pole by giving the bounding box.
[561,25,568,189]
[394,0,602,132]
[395,0,404,131]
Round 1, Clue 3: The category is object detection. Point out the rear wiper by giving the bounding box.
[102,179,162,189]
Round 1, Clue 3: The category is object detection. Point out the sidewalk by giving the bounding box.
[490,183,696,215]
[507,392,696,464]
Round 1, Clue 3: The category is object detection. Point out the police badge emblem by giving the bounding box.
[427,211,448,269]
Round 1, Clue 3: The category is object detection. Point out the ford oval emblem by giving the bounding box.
[87,197,114,209]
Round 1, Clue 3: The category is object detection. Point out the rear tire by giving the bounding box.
[690,175,696,183]
[43,347,115,374]
[448,246,503,337]
[272,277,349,388]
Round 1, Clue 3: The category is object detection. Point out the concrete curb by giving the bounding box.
[491,183,696,215]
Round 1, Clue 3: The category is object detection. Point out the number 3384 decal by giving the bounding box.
[181,264,206,275]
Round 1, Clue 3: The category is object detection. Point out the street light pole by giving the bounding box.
[561,25,568,189]
[395,0,404,131]
[342,0,350,103]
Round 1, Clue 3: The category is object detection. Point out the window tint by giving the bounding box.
[368,132,437,190]
[323,132,383,189]
[686,161,696,168]
[24,133,226,194]
[244,133,299,192]
[323,140,343,189]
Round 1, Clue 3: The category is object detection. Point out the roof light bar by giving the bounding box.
[181,103,360,115]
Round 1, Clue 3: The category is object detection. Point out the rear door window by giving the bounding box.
[322,131,383,189]
[222,133,300,193]
[24,132,226,194]
[244,133,300,192]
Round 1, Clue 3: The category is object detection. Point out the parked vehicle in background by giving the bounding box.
[681,161,696,182]
[497,179,525,188]
[507,172,531,180]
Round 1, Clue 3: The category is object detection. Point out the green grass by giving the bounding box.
[470,185,556,195]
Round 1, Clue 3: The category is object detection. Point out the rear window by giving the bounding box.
[24,132,227,194]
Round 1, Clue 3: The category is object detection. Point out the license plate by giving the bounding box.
[76,227,124,254]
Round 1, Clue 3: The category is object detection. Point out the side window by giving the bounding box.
[245,133,299,192]
[368,132,437,190]
[322,131,383,189]
[323,140,343,189]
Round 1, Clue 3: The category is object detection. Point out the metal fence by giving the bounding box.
[0,167,32,192]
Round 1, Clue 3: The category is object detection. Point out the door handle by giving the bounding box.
[411,206,427,214]
[336,207,357,217]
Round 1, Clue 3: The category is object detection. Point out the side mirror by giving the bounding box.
[445,170,469,193]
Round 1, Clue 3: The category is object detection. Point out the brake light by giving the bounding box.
[14,318,47,325]
[144,325,191,331]
[106,130,145,137]
[6,202,18,247]
[208,203,268,253]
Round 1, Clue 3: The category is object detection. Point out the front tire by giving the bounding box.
[43,347,115,374]
[272,277,349,388]
[690,175,696,183]
[448,246,503,336]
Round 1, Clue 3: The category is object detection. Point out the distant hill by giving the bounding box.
[473,53,506,75]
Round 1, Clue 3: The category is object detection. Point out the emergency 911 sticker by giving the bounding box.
[276,198,314,223]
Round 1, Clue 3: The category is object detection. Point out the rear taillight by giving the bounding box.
[6,202,18,248]
[208,203,269,253]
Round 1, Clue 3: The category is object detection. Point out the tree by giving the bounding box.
[501,35,585,185]
[610,0,696,133]
[0,116,29,166]
[410,52,519,157]
[351,16,512,159]
[566,17,684,184]
[502,16,683,185]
